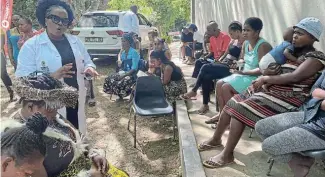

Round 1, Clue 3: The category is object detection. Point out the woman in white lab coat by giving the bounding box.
[15,0,98,134]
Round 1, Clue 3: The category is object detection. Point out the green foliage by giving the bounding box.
[13,0,38,26]
[108,0,190,34]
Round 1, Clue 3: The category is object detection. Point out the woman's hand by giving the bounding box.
[92,155,108,174]
[251,76,268,91]
[84,67,99,78]
[51,63,75,79]
[117,60,122,67]
[312,88,325,99]
[231,70,244,75]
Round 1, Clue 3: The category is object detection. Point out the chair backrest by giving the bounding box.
[134,76,166,100]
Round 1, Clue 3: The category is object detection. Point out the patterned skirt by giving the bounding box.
[224,88,307,128]
[164,78,187,104]
[103,73,136,98]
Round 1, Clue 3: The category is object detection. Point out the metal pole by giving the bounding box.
[191,0,195,23]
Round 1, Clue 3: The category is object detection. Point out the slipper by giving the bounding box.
[205,117,219,124]
[198,142,223,152]
[198,107,209,115]
[180,94,197,100]
[203,158,235,168]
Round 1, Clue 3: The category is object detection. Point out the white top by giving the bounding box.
[122,11,140,35]
[193,31,204,43]
[15,32,95,135]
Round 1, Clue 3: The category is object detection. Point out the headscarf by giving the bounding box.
[122,33,135,49]
[13,73,78,109]
[36,0,74,27]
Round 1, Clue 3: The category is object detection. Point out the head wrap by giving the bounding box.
[294,17,323,41]
[36,0,74,27]
[122,33,135,49]
[13,74,78,109]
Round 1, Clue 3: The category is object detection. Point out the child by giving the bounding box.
[259,27,298,75]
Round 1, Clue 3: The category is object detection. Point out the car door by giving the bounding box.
[137,13,151,49]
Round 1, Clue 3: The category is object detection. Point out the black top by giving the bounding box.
[222,43,241,65]
[51,36,78,89]
[163,61,183,81]
[181,32,194,43]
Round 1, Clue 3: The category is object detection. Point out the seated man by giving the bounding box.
[5,74,129,177]
[191,22,231,82]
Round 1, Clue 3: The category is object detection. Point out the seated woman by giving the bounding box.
[150,50,187,103]
[255,71,325,177]
[183,18,272,115]
[198,17,325,169]
[104,33,140,100]
[7,74,129,177]
[154,38,172,60]
[1,113,48,177]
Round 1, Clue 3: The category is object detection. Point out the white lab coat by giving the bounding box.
[15,32,96,135]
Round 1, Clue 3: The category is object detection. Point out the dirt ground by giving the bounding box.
[0,58,180,177]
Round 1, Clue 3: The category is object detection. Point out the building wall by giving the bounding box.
[194,0,325,50]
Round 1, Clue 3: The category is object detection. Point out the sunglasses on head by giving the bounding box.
[46,14,70,26]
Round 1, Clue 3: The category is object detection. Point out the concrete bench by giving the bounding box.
[176,100,206,177]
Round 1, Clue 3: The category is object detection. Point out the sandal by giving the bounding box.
[180,93,197,100]
[203,158,235,168]
[88,99,96,107]
[198,106,209,115]
[205,117,219,124]
[198,142,223,152]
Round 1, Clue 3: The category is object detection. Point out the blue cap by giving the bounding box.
[294,17,323,41]
[187,24,198,32]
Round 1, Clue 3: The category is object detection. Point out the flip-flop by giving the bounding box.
[205,117,219,124]
[198,142,223,152]
[180,94,197,100]
[203,158,235,168]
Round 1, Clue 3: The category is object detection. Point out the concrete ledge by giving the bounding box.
[176,100,206,177]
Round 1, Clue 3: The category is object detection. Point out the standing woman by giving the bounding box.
[15,0,98,134]
[7,14,21,69]
[17,17,37,49]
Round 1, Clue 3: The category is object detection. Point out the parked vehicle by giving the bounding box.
[71,11,158,58]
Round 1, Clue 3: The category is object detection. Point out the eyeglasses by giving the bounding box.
[46,14,70,26]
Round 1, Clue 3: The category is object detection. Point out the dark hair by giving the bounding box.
[229,21,242,32]
[244,17,263,32]
[150,50,169,64]
[156,38,166,44]
[36,0,74,27]
[20,17,33,25]
[1,113,48,165]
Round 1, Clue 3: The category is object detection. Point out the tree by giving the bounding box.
[108,0,190,34]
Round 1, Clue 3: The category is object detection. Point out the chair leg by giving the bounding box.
[109,94,113,100]
[249,128,254,138]
[128,107,132,131]
[267,158,274,176]
[133,114,137,148]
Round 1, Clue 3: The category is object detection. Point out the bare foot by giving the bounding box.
[204,138,222,147]
[205,114,220,124]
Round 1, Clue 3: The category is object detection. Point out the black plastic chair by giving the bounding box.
[128,76,175,148]
[266,149,325,176]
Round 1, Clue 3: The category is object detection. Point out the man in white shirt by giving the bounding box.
[122,5,140,35]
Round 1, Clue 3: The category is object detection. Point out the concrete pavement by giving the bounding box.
[169,42,325,177]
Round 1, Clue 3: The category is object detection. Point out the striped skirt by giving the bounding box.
[224,89,307,128]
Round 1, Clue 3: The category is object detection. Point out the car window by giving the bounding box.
[78,14,119,27]
[137,14,148,26]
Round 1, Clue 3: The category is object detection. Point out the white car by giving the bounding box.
[71,11,158,58]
